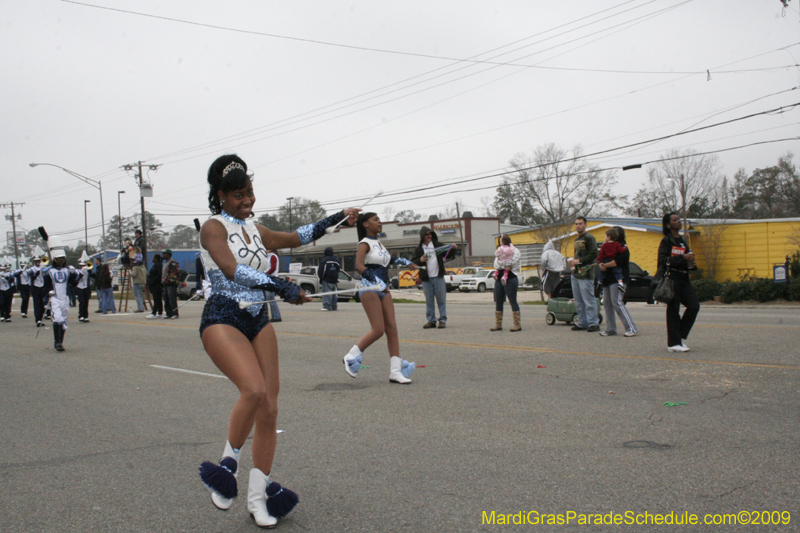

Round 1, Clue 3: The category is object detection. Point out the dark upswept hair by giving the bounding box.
[662,212,678,235]
[575,216,587,224]
[357,212,377,241]
[207,154,251,215]
[613,226,627,246]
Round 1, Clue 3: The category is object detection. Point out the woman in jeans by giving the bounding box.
[656,212,700,352]
[598,227,639,337]
[490,234,522,332]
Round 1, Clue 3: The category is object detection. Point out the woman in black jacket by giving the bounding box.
[146,254,163,318]
[598,227,638,337]
[656,213,700,352]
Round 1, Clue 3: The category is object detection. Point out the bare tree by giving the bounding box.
[499,143,621,224]
[627,149,724,218]
[694,221,728,280]
[478,196,497,217]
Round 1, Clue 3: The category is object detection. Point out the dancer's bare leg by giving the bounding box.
[202,323,279,472]
[357,292,385,352]
[380,293,400,357]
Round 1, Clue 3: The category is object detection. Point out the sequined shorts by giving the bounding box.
[199,293,270,341]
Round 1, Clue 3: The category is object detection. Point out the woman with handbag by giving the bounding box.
[655,212,700,353]
[598,227,638,337]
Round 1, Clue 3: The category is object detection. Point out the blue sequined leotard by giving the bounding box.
[199,213,272,339]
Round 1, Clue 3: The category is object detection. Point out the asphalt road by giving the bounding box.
[1,295,798,532]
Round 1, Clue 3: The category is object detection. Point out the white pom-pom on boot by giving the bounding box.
[248,468,278,528]
[389,356,411,384]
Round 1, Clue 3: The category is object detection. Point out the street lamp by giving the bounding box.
[117,191,126,250]
[84,200,91,253]
[286,197,294,230]
[30,163,106,248]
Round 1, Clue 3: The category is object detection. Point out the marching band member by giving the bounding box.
[27,257,47,327]
[0,264,14,322]
[196,154,358,527]
[41,237,78,352]
[343,212,418,384]
[14,261,31,318]
[76,259,94,323]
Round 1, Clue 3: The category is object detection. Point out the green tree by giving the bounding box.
[730,153,799,218]
[256,198,327,232]
[167,224,200,249]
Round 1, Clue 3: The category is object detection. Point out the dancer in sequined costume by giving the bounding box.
[197,154,358,528]
[342,212,418,384]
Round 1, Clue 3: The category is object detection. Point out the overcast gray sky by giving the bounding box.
[2,0,799,251]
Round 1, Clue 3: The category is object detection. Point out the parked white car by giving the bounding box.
[277,266,362,302]
[458,269,497,293]
[444,267,489,292]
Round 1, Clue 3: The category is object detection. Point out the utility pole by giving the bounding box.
[122,161,159,270]
[455,202,466,267]
[1,202,25,269]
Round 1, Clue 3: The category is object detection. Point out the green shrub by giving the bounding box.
[693,278,722,302]
[787,282,800,302]
[721,277,785,303]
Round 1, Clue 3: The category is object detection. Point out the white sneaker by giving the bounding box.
[623,330,637,337]
[146,314,157,319]
[681,339,690,351]
[667,345,689,353]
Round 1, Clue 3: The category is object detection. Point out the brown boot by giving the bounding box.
[510,311,521,332]
[490,311,503,331]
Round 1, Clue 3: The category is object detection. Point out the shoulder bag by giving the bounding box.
[653,259,675,303]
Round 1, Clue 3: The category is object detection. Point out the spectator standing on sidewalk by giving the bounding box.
[567,216,599,333]
[146,254,163,319]
[598,227,639,337]
[96,263,116,314]
[131,249,147,313]
[318,246,340,311]
[411,226,456,329]
[656,212,700,353]
[540,241,567,298]
[489,234,522,332]
[161,249,180,319]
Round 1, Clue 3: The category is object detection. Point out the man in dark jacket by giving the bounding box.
[146,254,163,319]
[411,226,457,329]
[318,246,340,311]
[567,216,599,332]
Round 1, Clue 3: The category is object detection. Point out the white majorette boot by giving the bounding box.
[343,344,363,378]
[248,468,278,528]
[199,441,240,510]
[389,356,411,384]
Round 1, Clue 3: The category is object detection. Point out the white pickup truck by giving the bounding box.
[443,266,490,292]
[458,269,496,293]
[277,266,362,302]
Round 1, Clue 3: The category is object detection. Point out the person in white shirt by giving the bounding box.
[411,226,457,329]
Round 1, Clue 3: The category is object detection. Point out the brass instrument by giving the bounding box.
[40,255,51,266]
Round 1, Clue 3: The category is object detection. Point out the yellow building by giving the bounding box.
[503,217,800,282]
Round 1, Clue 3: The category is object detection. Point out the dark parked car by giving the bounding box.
[552,262,655,303]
